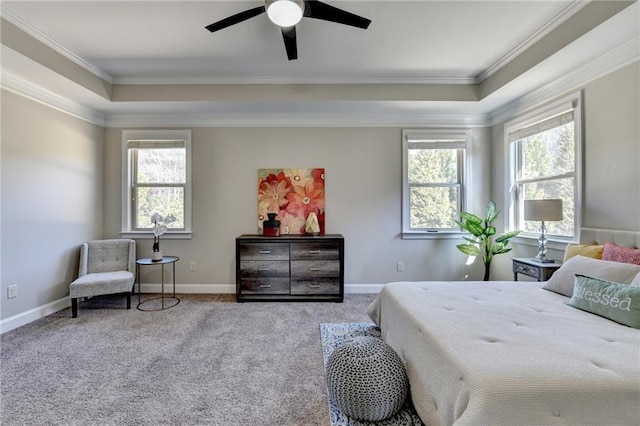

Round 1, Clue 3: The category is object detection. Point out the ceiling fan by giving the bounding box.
[205,0,371,61]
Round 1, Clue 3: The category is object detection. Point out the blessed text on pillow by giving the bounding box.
[568,274,640,329]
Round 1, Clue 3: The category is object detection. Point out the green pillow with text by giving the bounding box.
[569,274,640,329]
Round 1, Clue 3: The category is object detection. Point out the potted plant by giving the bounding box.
[455,201,520,281]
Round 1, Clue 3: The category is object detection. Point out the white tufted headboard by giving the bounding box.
[580,228,640,248]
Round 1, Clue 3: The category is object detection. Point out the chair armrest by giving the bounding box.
[127,239,136,273]
[78,242,89,277]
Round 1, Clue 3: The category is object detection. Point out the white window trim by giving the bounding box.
[504,91,583,245]
[120,129,193,239]
[402,128,471,239]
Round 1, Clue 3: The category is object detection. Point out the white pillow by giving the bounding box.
[543,255,640,297]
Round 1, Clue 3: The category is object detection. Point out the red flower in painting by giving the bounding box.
[277,211,306,235]
[286,179,325,219]
[258,172,294,213]
[311,168,325,185]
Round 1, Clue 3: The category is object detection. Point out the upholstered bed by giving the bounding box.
[367,228,640,425]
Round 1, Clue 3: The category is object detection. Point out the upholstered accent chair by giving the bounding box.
[69,239,136,318]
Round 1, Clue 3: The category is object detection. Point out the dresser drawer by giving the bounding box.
[291,278,340,295]
[239,243,289,261]
[240,278,290,294]
[240,260,289,278]
[290,242,339,260]
[291,260,340,278]
[513,262,540,279]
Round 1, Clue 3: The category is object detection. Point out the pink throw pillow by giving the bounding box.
[602,242,640,265]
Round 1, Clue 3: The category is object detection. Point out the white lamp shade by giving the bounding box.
[524,199,563,221]
[267,0,304,27]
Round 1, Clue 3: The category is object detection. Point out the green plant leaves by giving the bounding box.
[495,230,521,242]
[464,221,485,236]
[460,211,483,225]
[485,200,499,224]
[457,244,480,256]
[491,241,513,255]
[484,226,497,236]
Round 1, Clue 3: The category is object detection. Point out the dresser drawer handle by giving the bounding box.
[259,250,271,254]
[259,284,272,288]
[259,268,271,271]
[309,267,323,271]
[309,284,321,288]
[308,250,321,254]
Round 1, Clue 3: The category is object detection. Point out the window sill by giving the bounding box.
[119,231,193,240]
[402,231,464,240]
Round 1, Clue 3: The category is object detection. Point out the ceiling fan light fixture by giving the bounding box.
[266,0,304,27]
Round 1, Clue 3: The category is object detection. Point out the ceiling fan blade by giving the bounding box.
[303,0,371,29]
[205,5,266,32]
[281,27,298,60]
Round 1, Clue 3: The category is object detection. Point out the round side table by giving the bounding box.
[136,256,180,311]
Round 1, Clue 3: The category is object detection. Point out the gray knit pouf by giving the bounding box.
[326,336,408,421]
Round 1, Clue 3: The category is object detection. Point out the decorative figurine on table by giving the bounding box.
[263,213,281,237]
[150,213,176,261]
[305,212,320,236]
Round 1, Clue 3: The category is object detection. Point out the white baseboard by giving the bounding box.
[0,296,71,334]
[1,283,382,334]
[345,284,383,293]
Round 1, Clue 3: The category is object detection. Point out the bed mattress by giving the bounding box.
[367,281,640,425]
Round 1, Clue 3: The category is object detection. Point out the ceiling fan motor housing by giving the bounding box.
[265,0,305,27]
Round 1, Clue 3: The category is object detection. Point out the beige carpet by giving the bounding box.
[1,293,377,426]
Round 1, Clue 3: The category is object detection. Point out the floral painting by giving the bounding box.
[258,168,325,235]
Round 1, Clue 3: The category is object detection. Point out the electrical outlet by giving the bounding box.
[190,262,197,272]
[396,262,405,272]
[7,285,17,299]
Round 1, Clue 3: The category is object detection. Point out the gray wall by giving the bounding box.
[490,62,640,280]
[1,90,104,319]
[103,127,491,288]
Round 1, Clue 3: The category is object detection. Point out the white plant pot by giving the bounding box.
[151,250,163,261]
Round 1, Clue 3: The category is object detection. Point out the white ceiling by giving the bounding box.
[1,1,638,125]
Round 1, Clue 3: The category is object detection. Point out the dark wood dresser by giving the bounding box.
[235,234,344,302]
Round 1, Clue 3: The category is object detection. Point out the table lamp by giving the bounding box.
[524,199,563,263]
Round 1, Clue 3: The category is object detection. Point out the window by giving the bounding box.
[121,130,192,237]
[506,92,582,241]
[402,129,470,237]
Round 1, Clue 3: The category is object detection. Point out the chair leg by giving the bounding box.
[126,292,131,310]
[72,298,78,318]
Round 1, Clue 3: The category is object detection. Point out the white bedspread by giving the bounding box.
[367,281,640,425]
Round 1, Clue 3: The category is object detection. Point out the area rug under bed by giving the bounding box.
[319,323,423,426]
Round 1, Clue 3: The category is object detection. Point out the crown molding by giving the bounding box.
[476,0,588,83]
[489,37,639,125]
[3,23,635,130]
[104,111,490,129]
[5,30,636,131]
[0,5,113,84]
[0,70,105,126]
[112,74,477,86]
